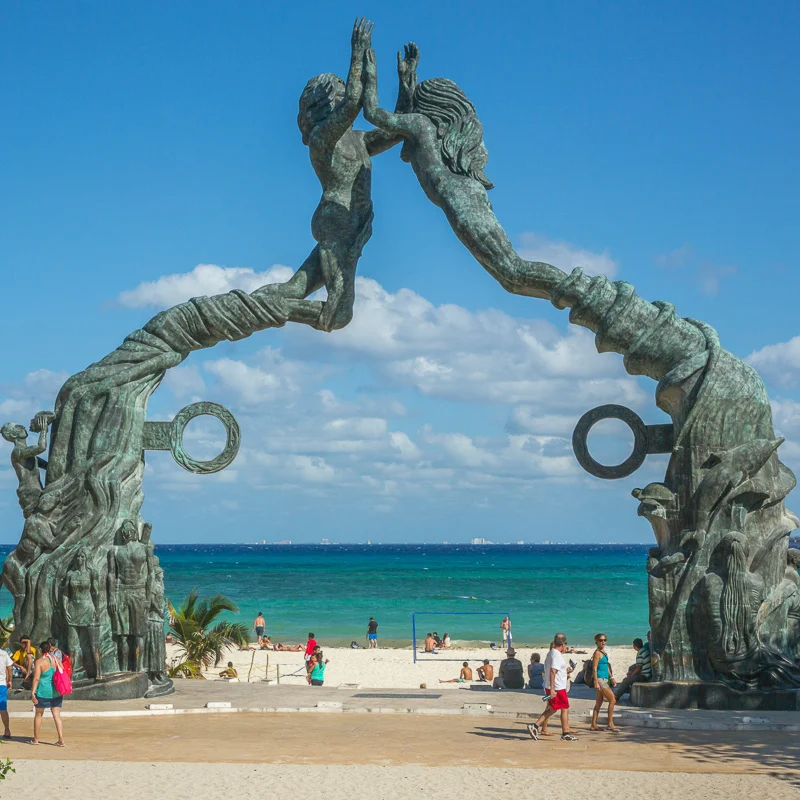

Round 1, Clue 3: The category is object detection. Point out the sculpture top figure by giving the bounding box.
[1,411,54,518]
[362,49,562,301]
[288,19,418,331]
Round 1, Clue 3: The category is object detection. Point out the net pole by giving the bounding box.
[412,613,417,664]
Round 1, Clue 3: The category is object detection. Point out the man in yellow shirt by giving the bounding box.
[11,634,36,683]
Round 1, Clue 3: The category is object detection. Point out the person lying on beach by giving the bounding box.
[274,643,304,652]
[440,662,473,683]
[476,659,494,682]
[219,662,238,679]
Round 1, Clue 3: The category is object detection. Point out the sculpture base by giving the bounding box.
[145,678,175,699]
[632,681,800,711]
[70,671,151,701]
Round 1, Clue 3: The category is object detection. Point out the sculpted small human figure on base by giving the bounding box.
[107,521,151,673]
[63,548,102,680]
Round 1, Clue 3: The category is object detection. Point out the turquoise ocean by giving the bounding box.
[0,544,656,647]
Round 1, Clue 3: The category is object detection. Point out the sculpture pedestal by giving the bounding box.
[71,672,151,701]
[632,681,800,711]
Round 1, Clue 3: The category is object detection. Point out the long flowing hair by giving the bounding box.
[297,73,345,145]
[720,533,750,655]
[412,78,493,190]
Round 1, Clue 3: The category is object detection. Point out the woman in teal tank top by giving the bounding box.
[31,640,65,746]
[590,633,618,732]
[308,653,329,686]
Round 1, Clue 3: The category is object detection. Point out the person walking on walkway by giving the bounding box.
[0,645,12,738]
[30,641,65,746]
[527,633,577,742]
[589,633,618,731]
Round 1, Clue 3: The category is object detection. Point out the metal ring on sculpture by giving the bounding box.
[572,404,649,480]
[169,402,241,474]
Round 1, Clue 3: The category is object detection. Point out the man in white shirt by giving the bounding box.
[527,633,577,741]
[0,647,12,738]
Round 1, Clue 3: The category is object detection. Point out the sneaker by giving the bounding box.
[560,733,579,741]
[526,723,539,741]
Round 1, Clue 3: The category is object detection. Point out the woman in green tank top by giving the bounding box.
[31,640,65,746]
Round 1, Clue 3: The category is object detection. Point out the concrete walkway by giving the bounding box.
[7,682,800,731]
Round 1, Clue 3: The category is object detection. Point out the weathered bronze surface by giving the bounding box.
[3,19,798,701]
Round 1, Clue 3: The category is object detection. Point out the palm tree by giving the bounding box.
[166,590,249,678]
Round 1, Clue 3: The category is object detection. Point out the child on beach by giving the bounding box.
[304,633,318,664]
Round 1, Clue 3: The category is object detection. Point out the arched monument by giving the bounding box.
[3,19,798,707]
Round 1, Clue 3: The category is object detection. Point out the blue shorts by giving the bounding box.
[0,685,7,712]
[368,633,377,640]
[255,626,265,637]
[34,695,62,709]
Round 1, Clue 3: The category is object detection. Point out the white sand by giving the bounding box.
[169,643,634,689]
[9,762,799,800]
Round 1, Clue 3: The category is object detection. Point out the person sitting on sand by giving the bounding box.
[440,662,473,683]
[528,653,545,689]
[476,659,494,682]
[219,662,238,679]
[433,632,443,648]
[493,648,524,689]
[441,633,451,648]
[424,633,437,653]
[260,637,274,650]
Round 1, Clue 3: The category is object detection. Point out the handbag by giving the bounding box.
[52,655,73,696]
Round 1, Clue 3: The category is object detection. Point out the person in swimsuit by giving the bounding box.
[30,640,65,746]
[439,662,473,683]
[253,612,266,646]
[590,633,618,731]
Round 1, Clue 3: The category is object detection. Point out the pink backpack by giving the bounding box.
[51,655,73,696]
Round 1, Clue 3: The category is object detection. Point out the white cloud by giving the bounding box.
[749,337,800,387]
[0,369,69,422]
[518,233,617,279]
[162,365,206,399]
[117,264,295,309]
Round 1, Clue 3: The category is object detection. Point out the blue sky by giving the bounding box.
[2,1,800,544]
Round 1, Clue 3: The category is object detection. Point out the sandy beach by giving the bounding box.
[178,643,635,688]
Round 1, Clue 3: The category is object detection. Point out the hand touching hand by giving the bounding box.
[351,17,374,55]
[397,41,420,91]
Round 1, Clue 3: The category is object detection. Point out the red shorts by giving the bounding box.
[547,689,569,711]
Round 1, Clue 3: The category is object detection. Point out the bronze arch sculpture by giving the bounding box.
[3,19,799,706]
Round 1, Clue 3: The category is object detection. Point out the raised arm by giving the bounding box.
[311,18,373,150]
[364,42,420,156]
[362,48,419,136]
